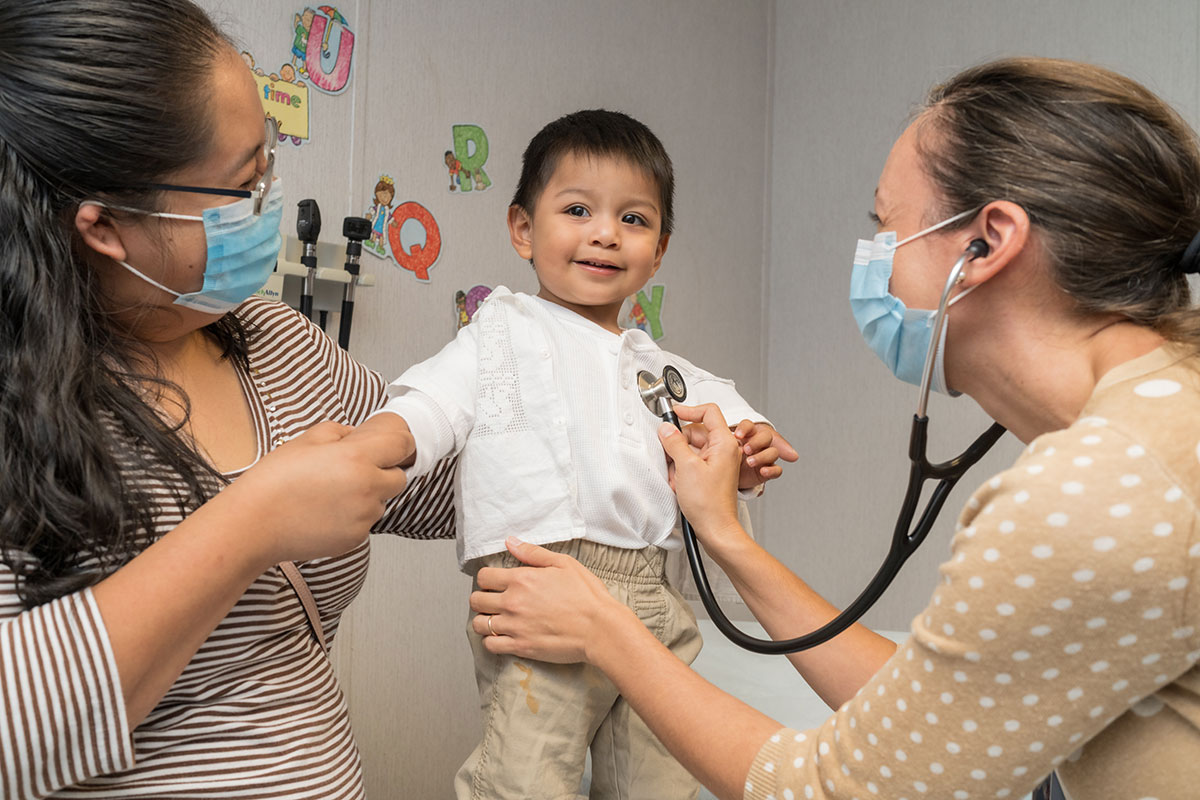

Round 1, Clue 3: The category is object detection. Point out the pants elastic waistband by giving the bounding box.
[478,539,667,585]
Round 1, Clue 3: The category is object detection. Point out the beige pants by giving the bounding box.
[455,539,703,800]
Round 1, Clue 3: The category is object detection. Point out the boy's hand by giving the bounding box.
[343,412,418,470]
[731,420,798,489]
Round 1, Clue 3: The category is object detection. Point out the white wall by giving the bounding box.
[200,1,770,796]
[764,0,1200,636]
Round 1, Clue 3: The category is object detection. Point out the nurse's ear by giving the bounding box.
[959,200,1029,287]
[74,202,129,264]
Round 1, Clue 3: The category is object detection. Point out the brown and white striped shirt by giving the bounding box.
[0,298,456,799]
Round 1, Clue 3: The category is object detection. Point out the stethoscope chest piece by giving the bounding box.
[637,365,687,421]
[663,365,687,402]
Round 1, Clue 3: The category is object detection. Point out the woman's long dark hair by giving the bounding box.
[0,0,251,607]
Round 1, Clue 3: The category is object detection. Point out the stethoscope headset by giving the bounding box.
[639,239,1007,654]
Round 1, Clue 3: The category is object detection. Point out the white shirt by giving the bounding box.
[379,287,765,566]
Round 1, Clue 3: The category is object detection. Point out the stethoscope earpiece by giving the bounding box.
[967,238,990,259]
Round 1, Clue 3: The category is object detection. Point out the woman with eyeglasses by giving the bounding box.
[0,2,449,797]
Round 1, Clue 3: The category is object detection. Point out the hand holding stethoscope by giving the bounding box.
[655,402,749,547]
[644,239,1006,654]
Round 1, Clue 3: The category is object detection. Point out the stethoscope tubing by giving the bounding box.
[676,411,1004,655]
[917,251,971,417]
[674,246,1006,654]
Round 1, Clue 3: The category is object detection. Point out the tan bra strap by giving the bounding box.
[278,561,328,652]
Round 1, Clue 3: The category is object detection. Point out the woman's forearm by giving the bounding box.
[91,491,273,726]
[702,529,897,708]
[588,606,782,800]
[91,418,410,727]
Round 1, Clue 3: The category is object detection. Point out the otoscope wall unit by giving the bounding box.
[259,236,375,312]
[256,234,376,351]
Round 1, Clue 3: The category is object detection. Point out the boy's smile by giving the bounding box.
[508,152,669,333]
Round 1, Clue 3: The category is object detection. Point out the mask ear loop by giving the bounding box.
[888,208,979,250]
[77,200,203,302]
[916,239,989,417]
[80,199,203,222]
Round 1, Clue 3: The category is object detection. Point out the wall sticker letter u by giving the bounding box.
[306,14,355,94]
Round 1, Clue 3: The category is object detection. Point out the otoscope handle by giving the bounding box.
[297,199,321,320]
[337,216,370,351]
[338,301,354,350]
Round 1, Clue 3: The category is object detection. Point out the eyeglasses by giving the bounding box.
[150,117,278,215]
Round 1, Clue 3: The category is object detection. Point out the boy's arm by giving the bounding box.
[371,316,482,478]
[367,397,460,540]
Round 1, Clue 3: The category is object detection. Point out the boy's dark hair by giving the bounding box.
[511,109,675,235]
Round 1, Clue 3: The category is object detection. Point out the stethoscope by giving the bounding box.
[638,240,1007,654]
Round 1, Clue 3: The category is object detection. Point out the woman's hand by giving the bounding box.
[658,403,746,546]
[220,420,411,568]
[469,538,636,665]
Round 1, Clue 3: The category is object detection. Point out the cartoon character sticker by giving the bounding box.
[620,284,666,340]
[445,151,463,191]
[455,285,494,328]
[365,175,395,257]
[628,296,648,329]
[445,124,492,193]
[290,8,314,76]
[455,290,469,327]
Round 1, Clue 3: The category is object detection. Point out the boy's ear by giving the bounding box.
[507,205,534,262]
[74,202,129,264]
[650,233,670,276]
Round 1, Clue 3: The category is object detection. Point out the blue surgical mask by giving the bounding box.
[85,176,284,314]
[849,209,977,396]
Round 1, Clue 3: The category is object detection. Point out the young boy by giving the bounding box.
[356,110,795,799]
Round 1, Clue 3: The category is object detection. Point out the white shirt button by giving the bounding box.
[540,349,550,359]
[623,411,634,425]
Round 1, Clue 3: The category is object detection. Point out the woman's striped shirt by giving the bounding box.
[0,298,456,799]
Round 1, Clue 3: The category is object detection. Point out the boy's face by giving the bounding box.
[507,152,669,333]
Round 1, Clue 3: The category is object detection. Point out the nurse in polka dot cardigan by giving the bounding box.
[467,57,1200,800]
